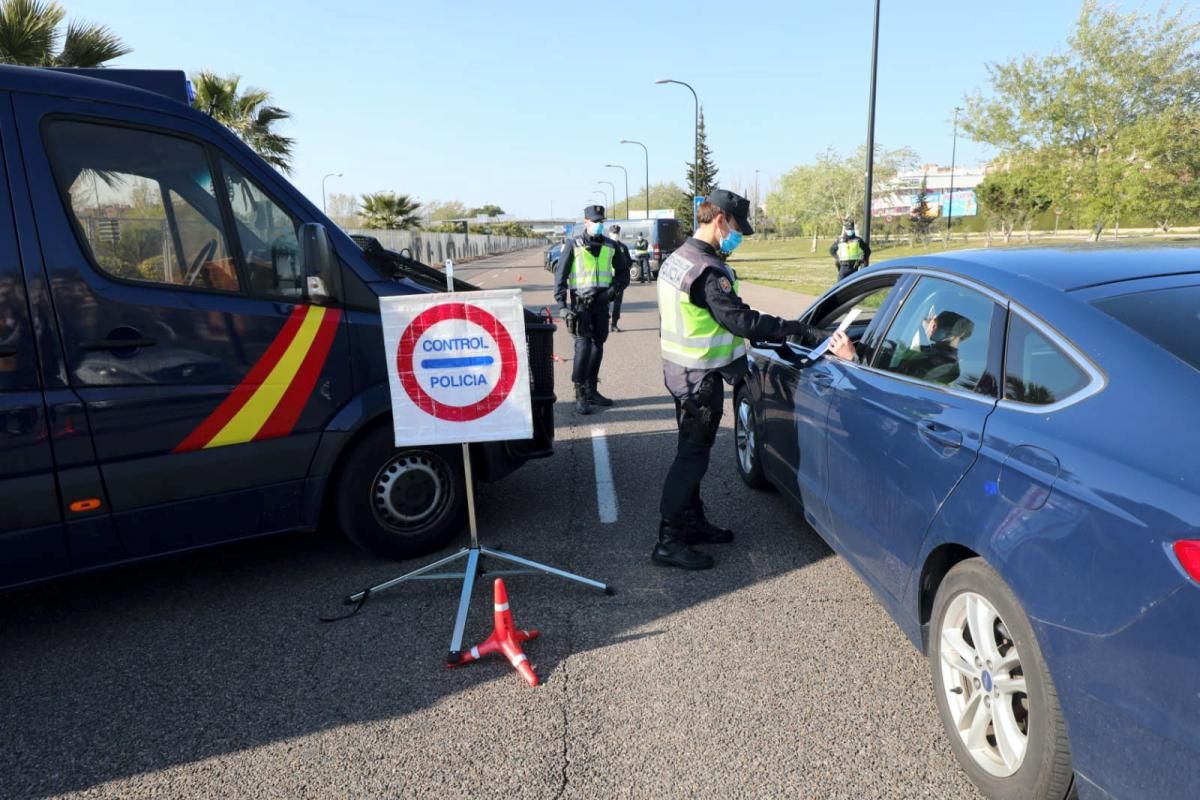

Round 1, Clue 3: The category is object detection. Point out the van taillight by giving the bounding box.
[1172,540,1200,583]
[654,244,662,258]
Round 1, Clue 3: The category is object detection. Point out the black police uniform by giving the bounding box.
[829,232,871,281]
[654,190,825,570]
[609,234,633,331]
[554,206,631,412]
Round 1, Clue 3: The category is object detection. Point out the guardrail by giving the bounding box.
[343,228,545,265]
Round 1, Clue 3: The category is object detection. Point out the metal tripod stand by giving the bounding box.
[343,441,613,663]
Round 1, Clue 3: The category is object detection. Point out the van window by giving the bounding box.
[46,121,239,291]
[220,160,301,298]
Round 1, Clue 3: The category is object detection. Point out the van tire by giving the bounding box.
[334,427,467,560]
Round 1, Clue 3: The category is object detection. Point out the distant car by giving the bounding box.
[545,238,565,272]
[732,247,1200,800]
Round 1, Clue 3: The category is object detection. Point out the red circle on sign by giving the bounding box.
[396,302,518,422]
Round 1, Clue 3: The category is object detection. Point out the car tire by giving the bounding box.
[930,558,1074,800]
[734,384,769,489]
[334,426,467,560]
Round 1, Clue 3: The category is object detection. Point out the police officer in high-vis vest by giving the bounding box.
[654,190,855,570]
[633,232,651,282]
[829,217,871,281]
[554,205,631,415]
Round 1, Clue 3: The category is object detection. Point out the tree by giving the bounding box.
[975,164,1052,244]
[962,1,1200,234]
[325,192,361,229]
[686,107,719,199]
[767,144,918,237]
[426,200,470,222]
[0,0,129,67]
[909,176,934,243]
[191,71,294,173]
[360,192,421,230]
[610,181,687,219]
[468,204,505,218]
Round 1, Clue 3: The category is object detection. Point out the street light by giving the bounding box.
[944,106,963,248]
[605,164,629,217]
[861,0,881,246]
[655,78,699,202]
[321,172,342,215]
[619,139,649,220]
[598,181,616,215]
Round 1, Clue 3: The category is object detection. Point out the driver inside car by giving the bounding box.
[899,308,974,385]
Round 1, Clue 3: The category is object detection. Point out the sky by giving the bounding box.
[86,0,1169,219]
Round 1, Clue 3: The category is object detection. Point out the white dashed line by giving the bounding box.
[590,427,618,523]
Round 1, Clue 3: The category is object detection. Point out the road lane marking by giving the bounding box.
[590,427,618,523]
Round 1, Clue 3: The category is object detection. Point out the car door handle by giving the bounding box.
[919,420,963,449]
[79,336,157,351]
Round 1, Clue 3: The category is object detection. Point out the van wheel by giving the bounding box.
[930,558,1074,800]
[335,427,467,560]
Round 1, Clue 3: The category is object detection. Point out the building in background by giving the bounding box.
[873,164,989,219]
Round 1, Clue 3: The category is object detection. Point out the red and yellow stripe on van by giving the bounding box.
[175,305,342,452]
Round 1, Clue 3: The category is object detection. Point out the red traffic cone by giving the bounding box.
[447,578,541,687]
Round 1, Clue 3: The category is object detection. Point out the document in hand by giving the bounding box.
[808,308,862,360]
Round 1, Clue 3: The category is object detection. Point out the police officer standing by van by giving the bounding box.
[654,190,855,569]
[829,217,871,281]
[555,205,631,414]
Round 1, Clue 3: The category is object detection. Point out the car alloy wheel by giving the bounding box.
[937,591,1029,777]
[736,397,755,475]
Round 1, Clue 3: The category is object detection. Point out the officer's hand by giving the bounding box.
[828,331,857,361]
[607,287,619,302]
[560,306,576,324]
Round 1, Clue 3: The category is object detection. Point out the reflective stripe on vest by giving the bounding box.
[657,262,747,370]
[837,239,864,261]
[634,241,649,254]
[569,244,614,290]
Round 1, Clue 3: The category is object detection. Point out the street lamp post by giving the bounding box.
[862,0,881,246]
[620,139,650,220]
[598,180,616,215]
[655,78,699,200]
[321,172,342,215]
[605,164,629,217]
[754,169,760,231]
[945,107,962,248]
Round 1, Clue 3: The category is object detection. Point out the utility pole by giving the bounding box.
[862,0,881,246]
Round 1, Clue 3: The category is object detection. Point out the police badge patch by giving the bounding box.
[718,277,733,293]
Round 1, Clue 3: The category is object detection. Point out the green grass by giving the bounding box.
[726,234,1197,296]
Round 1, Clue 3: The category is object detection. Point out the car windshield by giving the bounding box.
[1091,284,1200,372]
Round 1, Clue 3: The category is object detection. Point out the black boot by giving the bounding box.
[610,320,620,332]
[651,521,714,570]
[586,381,614,407]
[573,383,592,415]
[683,506,734,544]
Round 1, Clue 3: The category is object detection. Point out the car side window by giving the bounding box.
[46,120,239,292]
[874,277,1000,394]
[1004,315,1089,405]
[220,160,301,299]
[792,279,902,360]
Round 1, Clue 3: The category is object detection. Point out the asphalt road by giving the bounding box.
[0,248,982,800]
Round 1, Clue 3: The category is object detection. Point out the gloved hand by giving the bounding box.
[607,286,619,302]
[560,306,578,335]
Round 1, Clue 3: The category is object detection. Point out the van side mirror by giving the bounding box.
[298,223,338,305]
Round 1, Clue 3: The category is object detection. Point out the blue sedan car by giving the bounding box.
[732,247,1199,800]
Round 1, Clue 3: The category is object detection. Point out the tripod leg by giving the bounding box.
[448,548,481,658]
[480,547,611,593]
[344,548,470,604]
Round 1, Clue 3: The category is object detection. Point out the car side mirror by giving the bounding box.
[298,223,338,305]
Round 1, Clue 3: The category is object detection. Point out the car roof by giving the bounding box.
[877,244,1200,295]
[0,64,189,117]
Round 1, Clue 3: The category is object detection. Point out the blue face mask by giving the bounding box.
[590,222,605,237]
[719,228,743,254]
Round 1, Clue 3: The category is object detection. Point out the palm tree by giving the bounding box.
[190,70,294,173]
[0,0,129,66]
[360,192,422,230]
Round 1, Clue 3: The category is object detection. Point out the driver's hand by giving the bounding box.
[829,331,857,361]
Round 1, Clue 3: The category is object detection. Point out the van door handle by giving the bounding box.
[919,420,963,449]
[79,337,157,351]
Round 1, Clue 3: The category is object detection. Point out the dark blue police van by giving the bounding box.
[0,66,555,589]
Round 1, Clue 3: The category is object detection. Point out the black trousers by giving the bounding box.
[837,262,862,281]
[571,299,609,385]
[610,289,625,325]
[659,372,723,521]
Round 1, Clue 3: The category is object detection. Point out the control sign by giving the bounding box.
[381,289,532,446]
